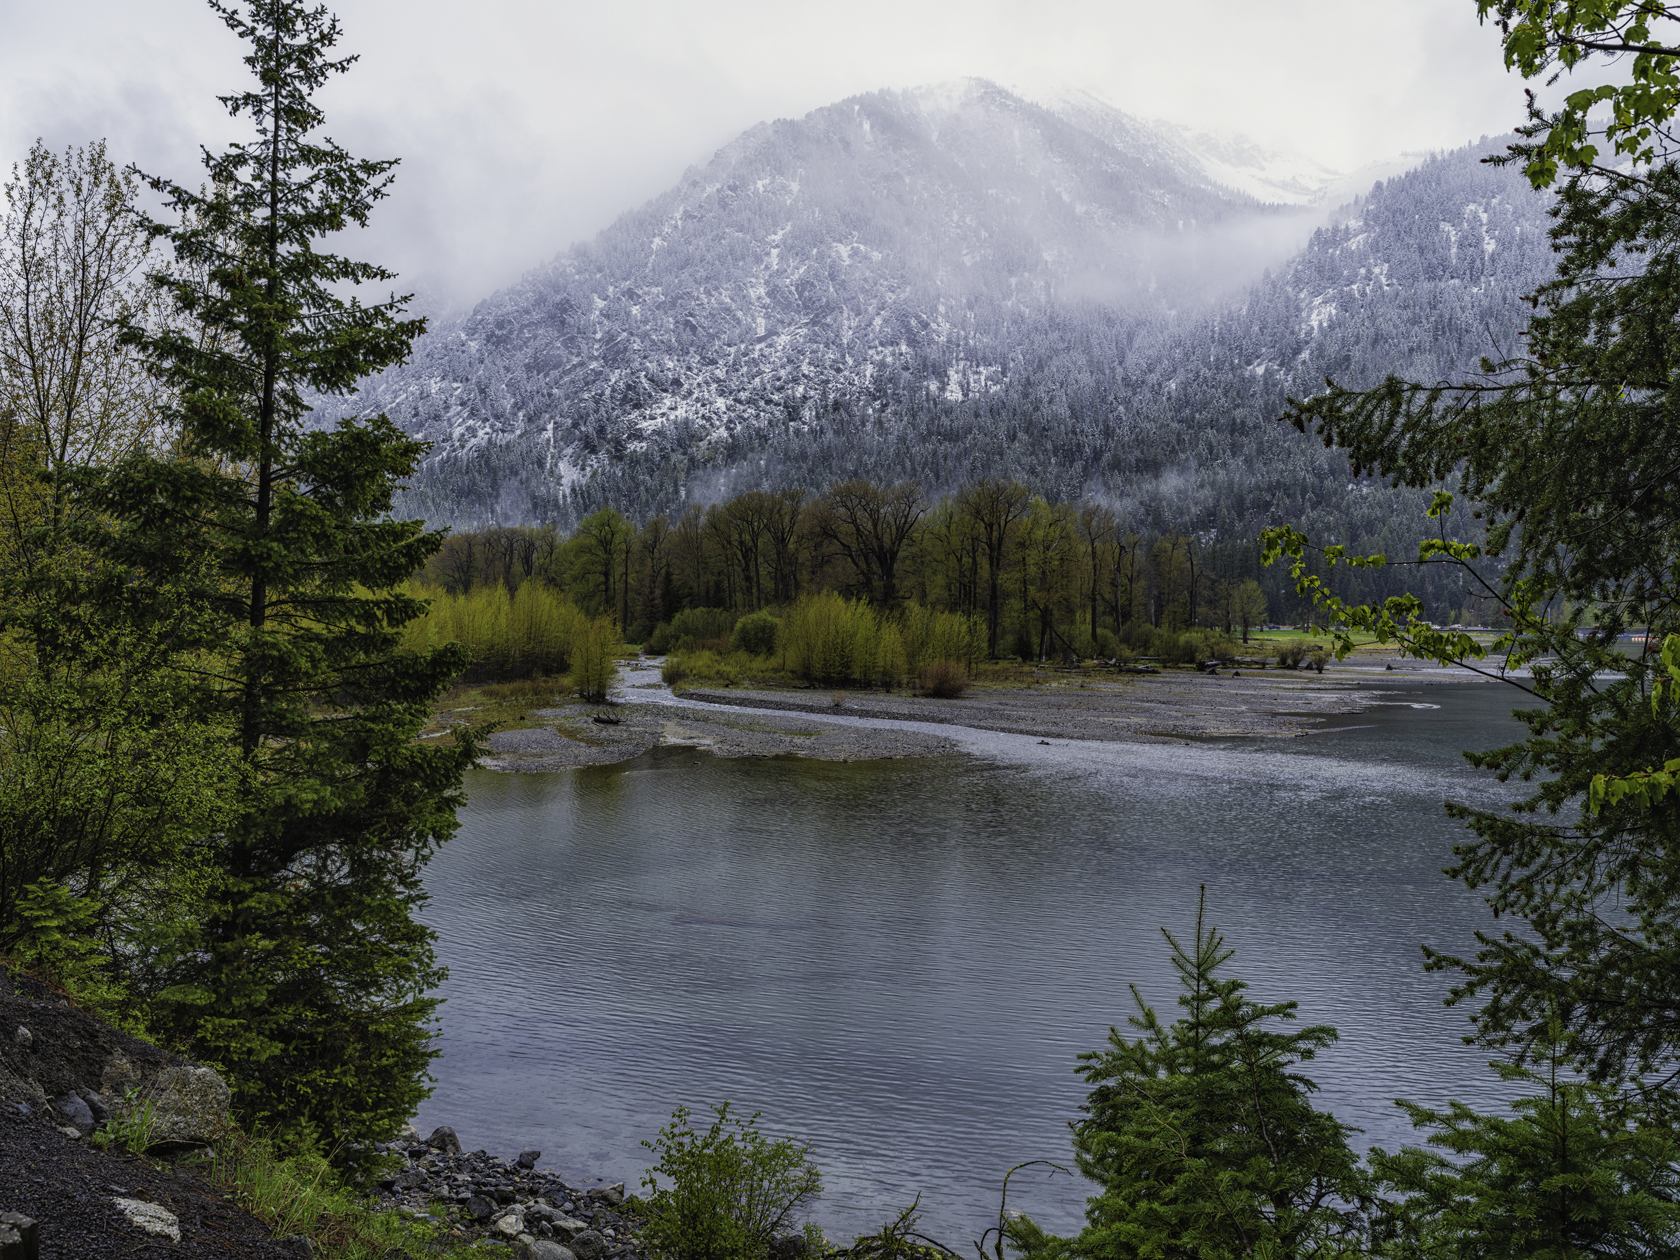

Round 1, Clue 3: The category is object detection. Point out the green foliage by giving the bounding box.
[660,648,791,689]
[1590,633,1680,815]
[1371,1028,1680,1258]
[1267,135,1680,1117]
[568,506,632,615]
[845,1198,956,1260]
[1028,889,1371,1260]
[1231,580,1267,644]
[779,594,972,687]
[208,1129,476,1259]
[781,592,872,685]
[91,1087,158,1155]
[1145,627,1244,666]
[7,881,137,1028]
[0,607,239,1036]
[0,627,237,941]
[730,611,781,656]
[898,603,986,675]
[570,615,619,702]
[398,580,585,680]
[637,1102,823,1260]
[1476,1,1680,186]
[1275,641,1307,669]
[672,606,739,647]
[64,0,480,1164]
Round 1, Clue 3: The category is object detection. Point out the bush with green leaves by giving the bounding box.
[671,607,738,649]
[637,1102,822,1260]
[729,611,781,656]
[1277,640,1311,669]
[570,616,619,702]
[398,580,584,680]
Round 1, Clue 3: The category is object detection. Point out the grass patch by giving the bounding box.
[664,648,796,690]
[200,1131,476,1259]
[421,674,578,741]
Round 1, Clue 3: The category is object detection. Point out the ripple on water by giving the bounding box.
[419,681,1530,1242]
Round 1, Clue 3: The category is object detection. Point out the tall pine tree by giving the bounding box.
[85,0,475,1154]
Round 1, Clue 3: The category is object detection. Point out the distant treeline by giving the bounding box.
[409,476,1496,679]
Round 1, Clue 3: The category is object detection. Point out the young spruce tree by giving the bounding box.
[87,0,474,1154]
[1013,890,1370,1260]
[1370,1022,1680,1259]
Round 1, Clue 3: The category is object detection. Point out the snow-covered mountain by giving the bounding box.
[327,83,1554,540]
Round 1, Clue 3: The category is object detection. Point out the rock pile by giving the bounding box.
[372,1124,644,1258]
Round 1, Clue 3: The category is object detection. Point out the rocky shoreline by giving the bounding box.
[369,1122,647,1259]
[0,963,650,1258]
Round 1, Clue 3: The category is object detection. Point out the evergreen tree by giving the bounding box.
[1371,1025,1680,1259]
[82,0,475,1155]
[1018,890,1370,1260]
[1265,5,1680,1127]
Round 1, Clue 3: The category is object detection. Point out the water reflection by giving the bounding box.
[417,680,1529,1242]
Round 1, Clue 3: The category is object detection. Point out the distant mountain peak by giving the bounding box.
[1143,118,1344,205]
[1005,82,1348,206]
[327,91,1545,542]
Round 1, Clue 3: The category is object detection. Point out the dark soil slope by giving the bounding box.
[0,1104,307,1259]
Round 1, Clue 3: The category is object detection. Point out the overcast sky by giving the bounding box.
[1,0,1547,306]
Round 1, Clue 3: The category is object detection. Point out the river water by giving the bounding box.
[416,678,1531,1243]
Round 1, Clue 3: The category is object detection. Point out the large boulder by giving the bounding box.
[133,1065,231,1145]
[427,1124,462,1154]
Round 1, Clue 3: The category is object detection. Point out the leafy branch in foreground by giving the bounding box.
[1588,632,1680,815]
[1266,41,1680,1121]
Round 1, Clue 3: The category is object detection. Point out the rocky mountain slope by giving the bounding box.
[325,85,1554,547]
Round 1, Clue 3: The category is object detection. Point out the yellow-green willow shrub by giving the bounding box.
[398,582,586,681]
[874,619,908,690]
[509,582,583,676]
[570,616,618,702]
[897,602,984,675]
[782,592,854,684]
[781,592,912,686]
[459,583,512,677]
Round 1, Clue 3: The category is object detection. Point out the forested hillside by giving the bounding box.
[329,89,1552,578]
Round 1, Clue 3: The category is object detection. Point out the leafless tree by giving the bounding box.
[0,139,155,550]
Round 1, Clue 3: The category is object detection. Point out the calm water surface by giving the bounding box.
[417,679,1530,1242]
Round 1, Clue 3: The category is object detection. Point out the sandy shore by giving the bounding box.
[477,655,1499,772]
